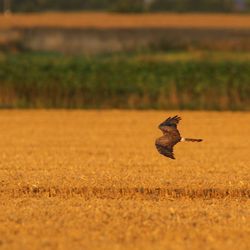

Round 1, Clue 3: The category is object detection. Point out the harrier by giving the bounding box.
[155,115,202,159]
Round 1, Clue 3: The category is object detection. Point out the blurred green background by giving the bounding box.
[0,0,250,110]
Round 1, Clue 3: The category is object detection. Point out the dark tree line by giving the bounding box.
[1,0,249,13]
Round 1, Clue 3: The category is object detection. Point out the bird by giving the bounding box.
[155,115,202,159]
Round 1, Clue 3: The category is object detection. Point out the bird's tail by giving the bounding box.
[181,138,203,142]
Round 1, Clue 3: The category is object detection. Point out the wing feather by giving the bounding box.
[155,143,175,159]
[158,115,181,133]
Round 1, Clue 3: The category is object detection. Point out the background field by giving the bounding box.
[0,110,249,250]
[1,13,250,29]
[1,13,250,55]
[1,13,250,110]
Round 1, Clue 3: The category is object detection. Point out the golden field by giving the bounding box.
[0,110,249,250]
[1,12,250,29]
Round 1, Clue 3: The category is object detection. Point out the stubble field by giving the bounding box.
[0,110,249,250]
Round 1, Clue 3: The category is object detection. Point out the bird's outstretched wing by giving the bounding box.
[155,143,175,159]
[158,115,181,132]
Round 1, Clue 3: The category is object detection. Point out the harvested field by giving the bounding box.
[0,110,249,250]
[1,12,250,29]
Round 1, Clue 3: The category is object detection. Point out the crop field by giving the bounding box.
[0,110,249,250]
[1,12,250,29]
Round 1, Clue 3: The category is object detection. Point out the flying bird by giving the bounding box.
[155,115,202,159]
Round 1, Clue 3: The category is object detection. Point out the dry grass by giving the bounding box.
[1,12,250,29]
[0,110,249,250]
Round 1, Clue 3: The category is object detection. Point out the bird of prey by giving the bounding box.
[155,115,202,159]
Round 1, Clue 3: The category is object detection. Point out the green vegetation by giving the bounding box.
[0,52,249,110]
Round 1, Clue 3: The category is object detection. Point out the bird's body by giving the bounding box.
[155,115,202,159]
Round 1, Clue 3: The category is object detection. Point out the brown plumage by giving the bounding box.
[155,115,203,159]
